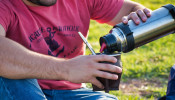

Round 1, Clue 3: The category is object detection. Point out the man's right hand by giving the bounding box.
[62,55,122,89]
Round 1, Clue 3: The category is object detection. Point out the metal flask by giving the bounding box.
[100,4,175,53]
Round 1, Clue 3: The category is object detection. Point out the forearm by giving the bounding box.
[0,36,66,80]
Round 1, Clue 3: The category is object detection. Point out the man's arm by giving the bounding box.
[107,0,151,25]
[0,25,122,88]
[0,24,66,80]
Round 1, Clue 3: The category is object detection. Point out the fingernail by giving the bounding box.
[114,58,117,62]
[117,67,122,73]
[114,75,118,79]
[123,19,127,24]
[147,12,151,17]
[143,17,147,21]
[136,19,140,24]
[119,68,122,73]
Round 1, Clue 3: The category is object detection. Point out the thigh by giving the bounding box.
[43,88,118,100]
[0,77,47,100]
[70,88,118,100]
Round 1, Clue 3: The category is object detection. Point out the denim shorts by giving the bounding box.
[0,77,118,100]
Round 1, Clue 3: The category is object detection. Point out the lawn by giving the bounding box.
[86,0,175,99]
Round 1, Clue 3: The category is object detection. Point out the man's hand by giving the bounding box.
[63,55,122,89]
[122,8,151,25]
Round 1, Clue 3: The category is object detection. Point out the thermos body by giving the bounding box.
[131,7,175,48]
[100,4,175,53]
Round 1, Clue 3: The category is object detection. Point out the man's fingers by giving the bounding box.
[90,78,104,89]
[128,12,140,24]
[122,16,128,24]
[91,55,117,63]
[97,63,122,73]
[123,8,151,25]
[137,9,147,22]
[95,70,118,80]
[143,8,151,17]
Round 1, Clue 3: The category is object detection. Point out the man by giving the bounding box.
[0,0,151,99]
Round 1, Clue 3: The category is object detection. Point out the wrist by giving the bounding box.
[35,56,68,80]
[50,58,68,80]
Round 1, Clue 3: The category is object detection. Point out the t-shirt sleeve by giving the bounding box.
[0,2,13,32]
[87,0,124,23]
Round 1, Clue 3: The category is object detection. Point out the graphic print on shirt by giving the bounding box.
[44,27,64,57]
[28,26,80,57]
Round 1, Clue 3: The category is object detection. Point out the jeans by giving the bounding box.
[166,65,175,100]
[0,77,118,100]
[158,65,175,100]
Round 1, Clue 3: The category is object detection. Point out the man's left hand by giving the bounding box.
[122,8,151,25]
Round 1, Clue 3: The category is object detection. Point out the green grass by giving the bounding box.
[86,0,175,99]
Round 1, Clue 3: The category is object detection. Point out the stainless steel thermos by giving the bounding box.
[100,4,175,53]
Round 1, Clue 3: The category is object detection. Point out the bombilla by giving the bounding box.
[78,32,96,55]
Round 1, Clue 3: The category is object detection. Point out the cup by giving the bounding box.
[92,53,122,93]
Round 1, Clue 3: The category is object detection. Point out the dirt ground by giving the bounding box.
[119,79,167,97]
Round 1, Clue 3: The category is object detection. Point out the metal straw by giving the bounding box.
[78,32,96,55]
